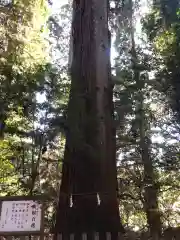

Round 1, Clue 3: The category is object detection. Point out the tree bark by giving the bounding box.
[55,0,122,235]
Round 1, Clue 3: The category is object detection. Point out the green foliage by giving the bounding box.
[144,1,180,122]
[0,0,49,73]
[113,0,180,233]
[0,138,18,195]
[0,0,71,231]
[154,30,176,55]
[1,0,180,235]
[0,139,14,177]
[142,9,163,41]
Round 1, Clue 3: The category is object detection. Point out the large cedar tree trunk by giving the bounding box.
[55,0,123,236]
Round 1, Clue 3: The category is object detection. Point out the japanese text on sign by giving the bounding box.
[0,200,42,232]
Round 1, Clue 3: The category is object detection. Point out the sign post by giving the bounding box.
[0,196,44,237]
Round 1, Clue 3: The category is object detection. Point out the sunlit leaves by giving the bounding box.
[154,30,176,56]
[0,0,49,73]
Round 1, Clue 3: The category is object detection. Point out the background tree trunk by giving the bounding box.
[128,1,162,236]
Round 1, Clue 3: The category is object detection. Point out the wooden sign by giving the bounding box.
[0,196,44,235]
